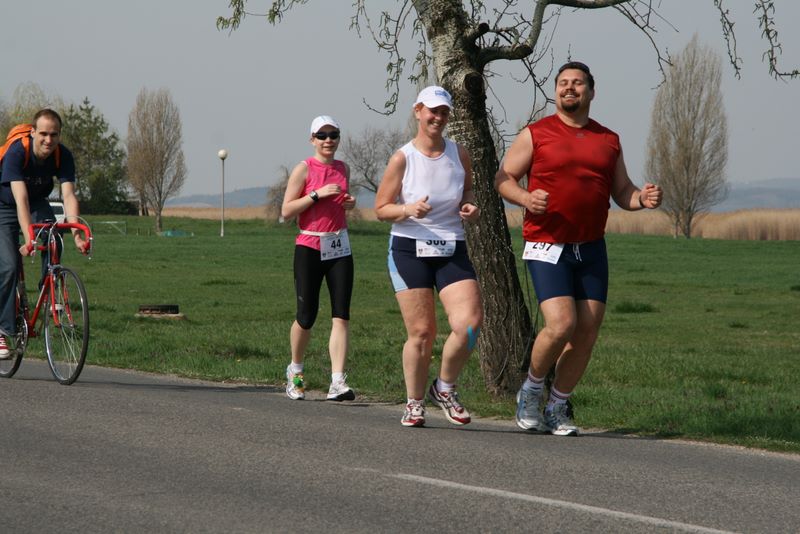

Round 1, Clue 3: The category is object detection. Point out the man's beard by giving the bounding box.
[561,100,580,113]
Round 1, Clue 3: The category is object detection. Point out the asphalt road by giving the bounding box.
[2,361,798,533]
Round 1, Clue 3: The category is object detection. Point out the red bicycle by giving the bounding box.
[0,220,93,384]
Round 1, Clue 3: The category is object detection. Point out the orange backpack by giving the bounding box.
[0,124,61,171]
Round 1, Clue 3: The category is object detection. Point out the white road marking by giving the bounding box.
[390,473,737,534]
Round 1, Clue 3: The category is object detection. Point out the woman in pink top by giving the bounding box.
[280,115,357,401]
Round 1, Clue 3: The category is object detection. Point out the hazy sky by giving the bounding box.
[2,1,798,196]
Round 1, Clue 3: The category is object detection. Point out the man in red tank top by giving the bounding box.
[495,62,662,436]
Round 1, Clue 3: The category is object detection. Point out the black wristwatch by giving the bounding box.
[309,190,320,202]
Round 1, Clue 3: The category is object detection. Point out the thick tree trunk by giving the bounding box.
[458,116,533,395]
[417,0,531,395]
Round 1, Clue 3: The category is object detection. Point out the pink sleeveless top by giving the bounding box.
[296,157,349,250]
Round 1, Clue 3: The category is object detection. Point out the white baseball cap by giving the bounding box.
[413,86,453,109]
[310,115,341,134]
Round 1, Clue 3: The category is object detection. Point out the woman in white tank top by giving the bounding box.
[375,86,483,428]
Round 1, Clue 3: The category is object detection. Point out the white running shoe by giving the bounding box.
[428,381,471,425]
[327,376,355,401]
[515,387,548,432]
[285,366,305,400]
[401,400,425,427]
[544,403,579,436]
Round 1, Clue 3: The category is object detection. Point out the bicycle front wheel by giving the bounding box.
[44,267,89,385]
[0,286,28,378]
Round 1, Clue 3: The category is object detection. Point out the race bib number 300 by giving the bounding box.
[522,241,564,264]
[416,239,456,257]
[320,230,352,261]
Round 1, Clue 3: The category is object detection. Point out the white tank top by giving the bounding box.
[390,139,466,241]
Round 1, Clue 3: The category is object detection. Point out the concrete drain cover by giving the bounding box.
[136,304,185,319]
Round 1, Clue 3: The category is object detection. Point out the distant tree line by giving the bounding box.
[1,82,186,229]
[0,83,131,215]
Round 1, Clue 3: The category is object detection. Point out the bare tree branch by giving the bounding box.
[753,0,800,80]
[711,0,742,79]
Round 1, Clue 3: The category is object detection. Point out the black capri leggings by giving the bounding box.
[293,244,354,329]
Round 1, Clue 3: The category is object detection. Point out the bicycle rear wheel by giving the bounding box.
[0,286,27,378]
[44,267,89,385]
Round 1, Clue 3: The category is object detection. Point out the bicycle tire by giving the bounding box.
[0,286,27,378]
[44,267,89,385]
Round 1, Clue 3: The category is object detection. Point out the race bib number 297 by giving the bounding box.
[522,241,564,264]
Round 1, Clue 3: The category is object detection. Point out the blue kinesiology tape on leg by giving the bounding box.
[467,325,480,351]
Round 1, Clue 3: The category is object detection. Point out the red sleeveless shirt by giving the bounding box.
[523,114,620,243]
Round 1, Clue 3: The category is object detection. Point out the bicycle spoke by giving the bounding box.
[44,268,89,384]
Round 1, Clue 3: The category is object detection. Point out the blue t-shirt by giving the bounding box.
[0,137,75,205]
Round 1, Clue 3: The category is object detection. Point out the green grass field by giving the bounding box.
[18,216,800,452]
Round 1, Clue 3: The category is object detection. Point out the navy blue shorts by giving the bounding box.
[525,238,608,303]
[388,235,476,292]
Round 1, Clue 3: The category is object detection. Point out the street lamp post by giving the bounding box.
[218,149,228,237]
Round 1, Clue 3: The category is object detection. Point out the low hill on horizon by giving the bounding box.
[169,177,799,212]
[167,187,377,209]
[715,177,800,212]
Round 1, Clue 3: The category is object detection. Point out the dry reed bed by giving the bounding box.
[606,208,800,240]
[165,206,800,241]
[164,206,269,220]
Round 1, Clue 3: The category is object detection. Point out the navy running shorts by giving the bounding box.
[525,238,608,303]
[387,235,477,292]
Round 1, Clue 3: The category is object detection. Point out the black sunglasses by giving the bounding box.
[313,131,340,140]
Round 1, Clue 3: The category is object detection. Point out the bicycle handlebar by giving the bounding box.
[27,221,93,255]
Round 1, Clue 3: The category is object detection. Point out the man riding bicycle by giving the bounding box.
[0,109,87,358]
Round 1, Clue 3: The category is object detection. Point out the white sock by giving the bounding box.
[436,378,455,393]
[289,362,304,375]
[331,372,345,383]
[522,372,545,393]
[547,386,572,409]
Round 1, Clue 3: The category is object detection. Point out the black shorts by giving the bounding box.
[293,245,353,328]
[525,238,608,303]
[387,235,476,292]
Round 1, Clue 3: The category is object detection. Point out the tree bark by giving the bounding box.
[415,0,531,395]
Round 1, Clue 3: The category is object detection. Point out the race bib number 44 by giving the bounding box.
[320,230,351,261]
[416,239,456,257]
[522,241,564,264]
